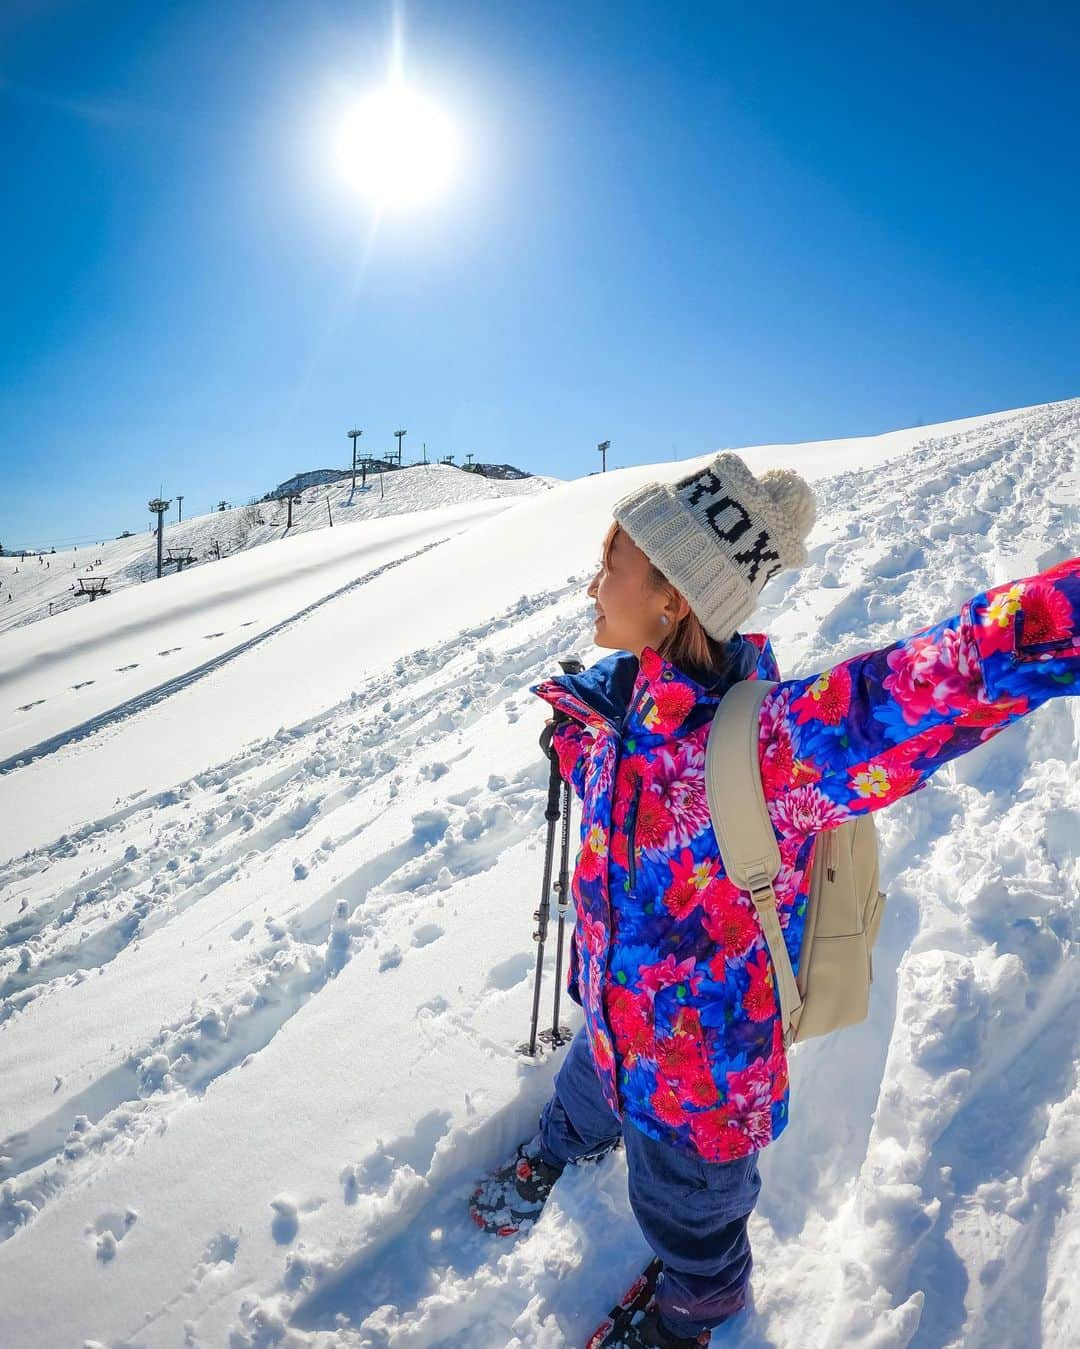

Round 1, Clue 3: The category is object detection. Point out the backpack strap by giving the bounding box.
[706,679,804,1038]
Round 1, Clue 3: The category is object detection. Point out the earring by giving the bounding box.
[659,615,669,627]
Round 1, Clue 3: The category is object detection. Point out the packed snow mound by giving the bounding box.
[0,462,558,637]
[0,397,1078,1348]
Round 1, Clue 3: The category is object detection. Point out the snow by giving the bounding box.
[1,398,1078,1348]
[0,462,556,639]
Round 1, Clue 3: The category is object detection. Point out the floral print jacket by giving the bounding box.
[530,557,1080,1162]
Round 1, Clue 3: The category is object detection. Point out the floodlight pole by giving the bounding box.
[348,428,362,492]
[395,428,406,465]
[148,498,171,578]
[177,494,184,523]
[597,440,610,473]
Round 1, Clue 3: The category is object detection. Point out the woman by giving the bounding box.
[470,451,1080,1349]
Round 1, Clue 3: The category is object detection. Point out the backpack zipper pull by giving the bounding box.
[826,830,838,882]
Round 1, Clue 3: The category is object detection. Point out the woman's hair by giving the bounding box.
[601,522,735,678]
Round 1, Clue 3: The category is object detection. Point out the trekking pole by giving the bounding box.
[539,772,574,1049]
[519,657,584,1058]
[518,730,567,1058]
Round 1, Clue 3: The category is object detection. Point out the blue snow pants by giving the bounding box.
[538,1027,761,1340]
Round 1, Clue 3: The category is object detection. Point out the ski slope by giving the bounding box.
[0,462,555,639]
[1,399,1078,1348]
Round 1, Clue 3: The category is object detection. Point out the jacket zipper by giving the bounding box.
[625,787,641,890]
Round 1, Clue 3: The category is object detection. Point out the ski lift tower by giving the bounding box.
[597,440,610,473]
[394,428,406,466]
[75,576,110,602]
[148,497,171,578]
[165,546,196,573]
[348,427,362,493]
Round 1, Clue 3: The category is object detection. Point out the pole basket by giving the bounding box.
[537,1025,573,1049]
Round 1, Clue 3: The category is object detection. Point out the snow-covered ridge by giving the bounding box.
[0,461,557,638]
[0,398,1078,1347]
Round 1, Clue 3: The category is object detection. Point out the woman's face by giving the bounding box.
[587,525,684,656]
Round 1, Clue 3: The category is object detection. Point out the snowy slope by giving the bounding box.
[0,399,1078,1349]
[0,499,517,775]
[0,463,557,638]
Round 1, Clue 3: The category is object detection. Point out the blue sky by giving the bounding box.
[2,0,1078,548]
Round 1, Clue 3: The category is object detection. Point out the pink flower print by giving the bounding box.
[606,986,653,1065]
[634,787,676,852]
[649,741,712,849]
[643,679,696,734]
[663,848,722,921]
[977,581,1026,657]
[768,784,849,837]
[954,692,1030,738]
[613,753,651,819]
[766,1018,788,1101]
[742,948,777,1022]
[689,1108,752,1161]
[791,662,852,726]
[639,953,699,997]
[651,1080,692,1129]
[883,625,981,726]
[723,1058,775,1148]
[758,686,798,794]
[1020,580,1074,647]
[576,822,608,882]
[591,1025,616,1074]
[580,910,606,957]
[655,1008,718,1108]
[848,759,923,810]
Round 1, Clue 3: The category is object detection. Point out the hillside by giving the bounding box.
[0,463,557,639]
[1,399,1078,1348]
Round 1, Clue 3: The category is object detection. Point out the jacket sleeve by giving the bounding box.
[757,556,1080,841]
[551,718,591,801]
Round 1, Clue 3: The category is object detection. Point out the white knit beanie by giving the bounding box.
[611,452,816,642]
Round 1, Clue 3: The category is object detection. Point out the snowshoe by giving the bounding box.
[469,1132,620,1237]
[585,1258,711,1348]
[469,1133,564,1236]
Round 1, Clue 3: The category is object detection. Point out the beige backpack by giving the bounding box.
[705,678,887,1048]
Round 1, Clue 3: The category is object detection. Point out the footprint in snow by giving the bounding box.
[487,952,533,991]
[194,1231,239,1281]
[378,947,403,972]
[416,995,449,1019]
[270,1195,298,1245]
[411,923,444,948]
[17,699,45,712]
[89,1209,137,1262]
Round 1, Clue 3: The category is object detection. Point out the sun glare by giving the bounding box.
[336,83,457,208]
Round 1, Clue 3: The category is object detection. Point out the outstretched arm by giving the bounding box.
[758,556,1080,840]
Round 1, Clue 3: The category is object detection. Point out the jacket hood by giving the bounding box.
[532,632,781,733]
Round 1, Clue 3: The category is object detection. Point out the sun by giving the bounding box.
[336,82,457,208]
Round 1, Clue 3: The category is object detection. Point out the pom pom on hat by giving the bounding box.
[755,466,817,568]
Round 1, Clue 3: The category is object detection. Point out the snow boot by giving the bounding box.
[585,1258,712,1348]
[469,1132,621,1237]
